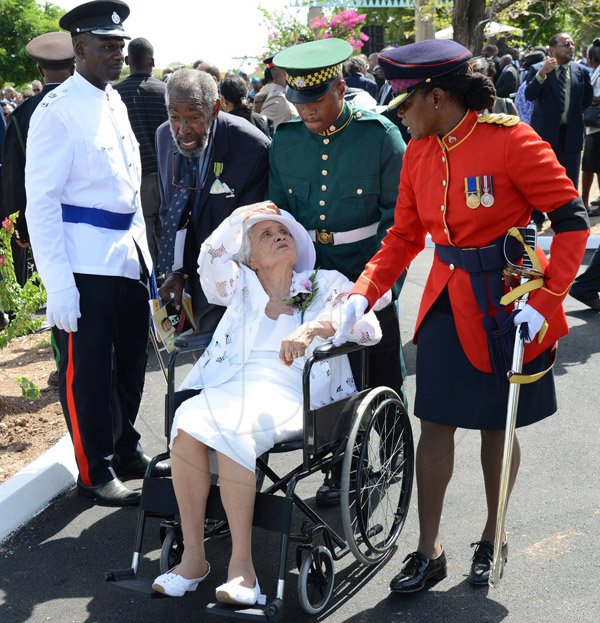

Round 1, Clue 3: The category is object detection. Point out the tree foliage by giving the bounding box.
[451,1,600,54]
[498,0,600,50]
[259,6,313,57]
[0,0,64,87]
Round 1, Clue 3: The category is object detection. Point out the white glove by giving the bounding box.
[332,295,369,346]
[46,286,81,333]
[513,303,545,344]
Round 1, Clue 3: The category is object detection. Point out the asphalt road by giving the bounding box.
[0,248,598,623]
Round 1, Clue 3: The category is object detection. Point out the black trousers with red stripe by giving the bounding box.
[55,274,149,486]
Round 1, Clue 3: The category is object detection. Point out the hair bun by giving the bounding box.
[593,38,600,47]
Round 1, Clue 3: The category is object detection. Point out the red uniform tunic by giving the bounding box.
[353,109,590,373]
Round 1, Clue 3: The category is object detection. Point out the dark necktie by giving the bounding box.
[557,65,567,113]
[157,156,194,274]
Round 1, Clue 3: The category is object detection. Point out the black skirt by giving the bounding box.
[414,291,556,430]
[582,131,600,174]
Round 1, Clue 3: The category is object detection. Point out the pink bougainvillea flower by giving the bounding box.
[2,218,14,234]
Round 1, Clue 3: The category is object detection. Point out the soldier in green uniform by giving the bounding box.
[267,38,407,506]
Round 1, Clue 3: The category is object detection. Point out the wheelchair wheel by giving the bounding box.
[159,525,184,573]
[340,387,414,565]
[297,546,335,615]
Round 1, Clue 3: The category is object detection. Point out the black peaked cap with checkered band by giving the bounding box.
[273,38,352,104]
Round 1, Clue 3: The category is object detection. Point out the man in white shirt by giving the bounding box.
[25,0,167,506]
[254,56,297,130]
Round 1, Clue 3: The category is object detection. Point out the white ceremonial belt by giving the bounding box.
[308,222,378,246]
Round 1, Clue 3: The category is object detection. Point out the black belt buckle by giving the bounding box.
[316,229,334,245]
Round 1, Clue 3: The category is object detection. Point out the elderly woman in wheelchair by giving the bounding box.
[152,202,386,605]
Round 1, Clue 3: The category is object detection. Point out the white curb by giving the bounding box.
[0,434,77,543]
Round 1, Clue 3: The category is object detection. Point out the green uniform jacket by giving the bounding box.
[267,105,405,283]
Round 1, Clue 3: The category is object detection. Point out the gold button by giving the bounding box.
[322,154,328,161]
[322,169,328,176]
[329,125,336,132]
[288,188,293,194]
[442,156,446,163]
[319,214,326,221]
[444,228,448,234]
[355,111,362,118]
[356,188,363,195]
[442,180,447,187]
[449,263,455,270]
[323,138,330,145]
[321,184,327,191]
[440,205,445,211]
[319,200,325,206]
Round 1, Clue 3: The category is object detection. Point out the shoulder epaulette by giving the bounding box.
[274,116,303,133]
[39,87,70,109]
[477,113,519,127]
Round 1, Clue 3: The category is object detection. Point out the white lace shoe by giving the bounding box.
[152,562,210,597]
[215,578,266,606]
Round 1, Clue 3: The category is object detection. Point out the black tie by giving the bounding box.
[557,65,567,113]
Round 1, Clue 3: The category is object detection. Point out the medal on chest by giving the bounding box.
[480,174,495,207]
[209,162,235,197]
[464,176,481,209]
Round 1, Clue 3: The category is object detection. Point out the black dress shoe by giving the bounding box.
[569,289,600,312]
[113,453,171,479]
[390,550,447,593]
[469,539,509,585]
[77,477,141,507]
[315,482,341,507]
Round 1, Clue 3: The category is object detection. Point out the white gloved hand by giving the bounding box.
[332,295,369,346]
[513,303,545,344]
[46,286,81,333]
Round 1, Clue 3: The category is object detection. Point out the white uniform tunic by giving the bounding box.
[25,70,151,294]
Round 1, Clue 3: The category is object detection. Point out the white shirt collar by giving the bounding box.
[73,70,114,99]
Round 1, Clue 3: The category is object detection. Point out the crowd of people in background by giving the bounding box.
[0,0,598,609]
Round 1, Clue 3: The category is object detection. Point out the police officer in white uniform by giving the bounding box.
[25,0,167,506]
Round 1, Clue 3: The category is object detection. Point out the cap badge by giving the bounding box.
[111,11,120,24]
[294,77,306,88]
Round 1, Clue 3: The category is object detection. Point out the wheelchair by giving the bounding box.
[105,333,414,620]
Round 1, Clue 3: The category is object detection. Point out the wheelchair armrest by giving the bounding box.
[304,341,369,403]
[173,332,213,352]
[311,340,366,361]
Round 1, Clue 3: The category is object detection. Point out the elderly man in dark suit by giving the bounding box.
[525,32,593,188]
[156,69,270,333]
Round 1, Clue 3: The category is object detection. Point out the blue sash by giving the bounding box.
[61,204,135,230]
[435,234,524,386]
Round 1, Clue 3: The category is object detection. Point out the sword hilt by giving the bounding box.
[521,222,537,272]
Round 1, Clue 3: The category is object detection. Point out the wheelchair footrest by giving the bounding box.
[104,569,166,599]
[206,599,282,621]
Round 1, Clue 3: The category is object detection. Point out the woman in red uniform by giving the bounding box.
[334,40,590,592]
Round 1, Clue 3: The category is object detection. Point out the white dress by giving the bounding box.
[171,312,306,473]
[169,211,386,473]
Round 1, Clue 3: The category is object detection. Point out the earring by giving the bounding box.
[435,105,439,109]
